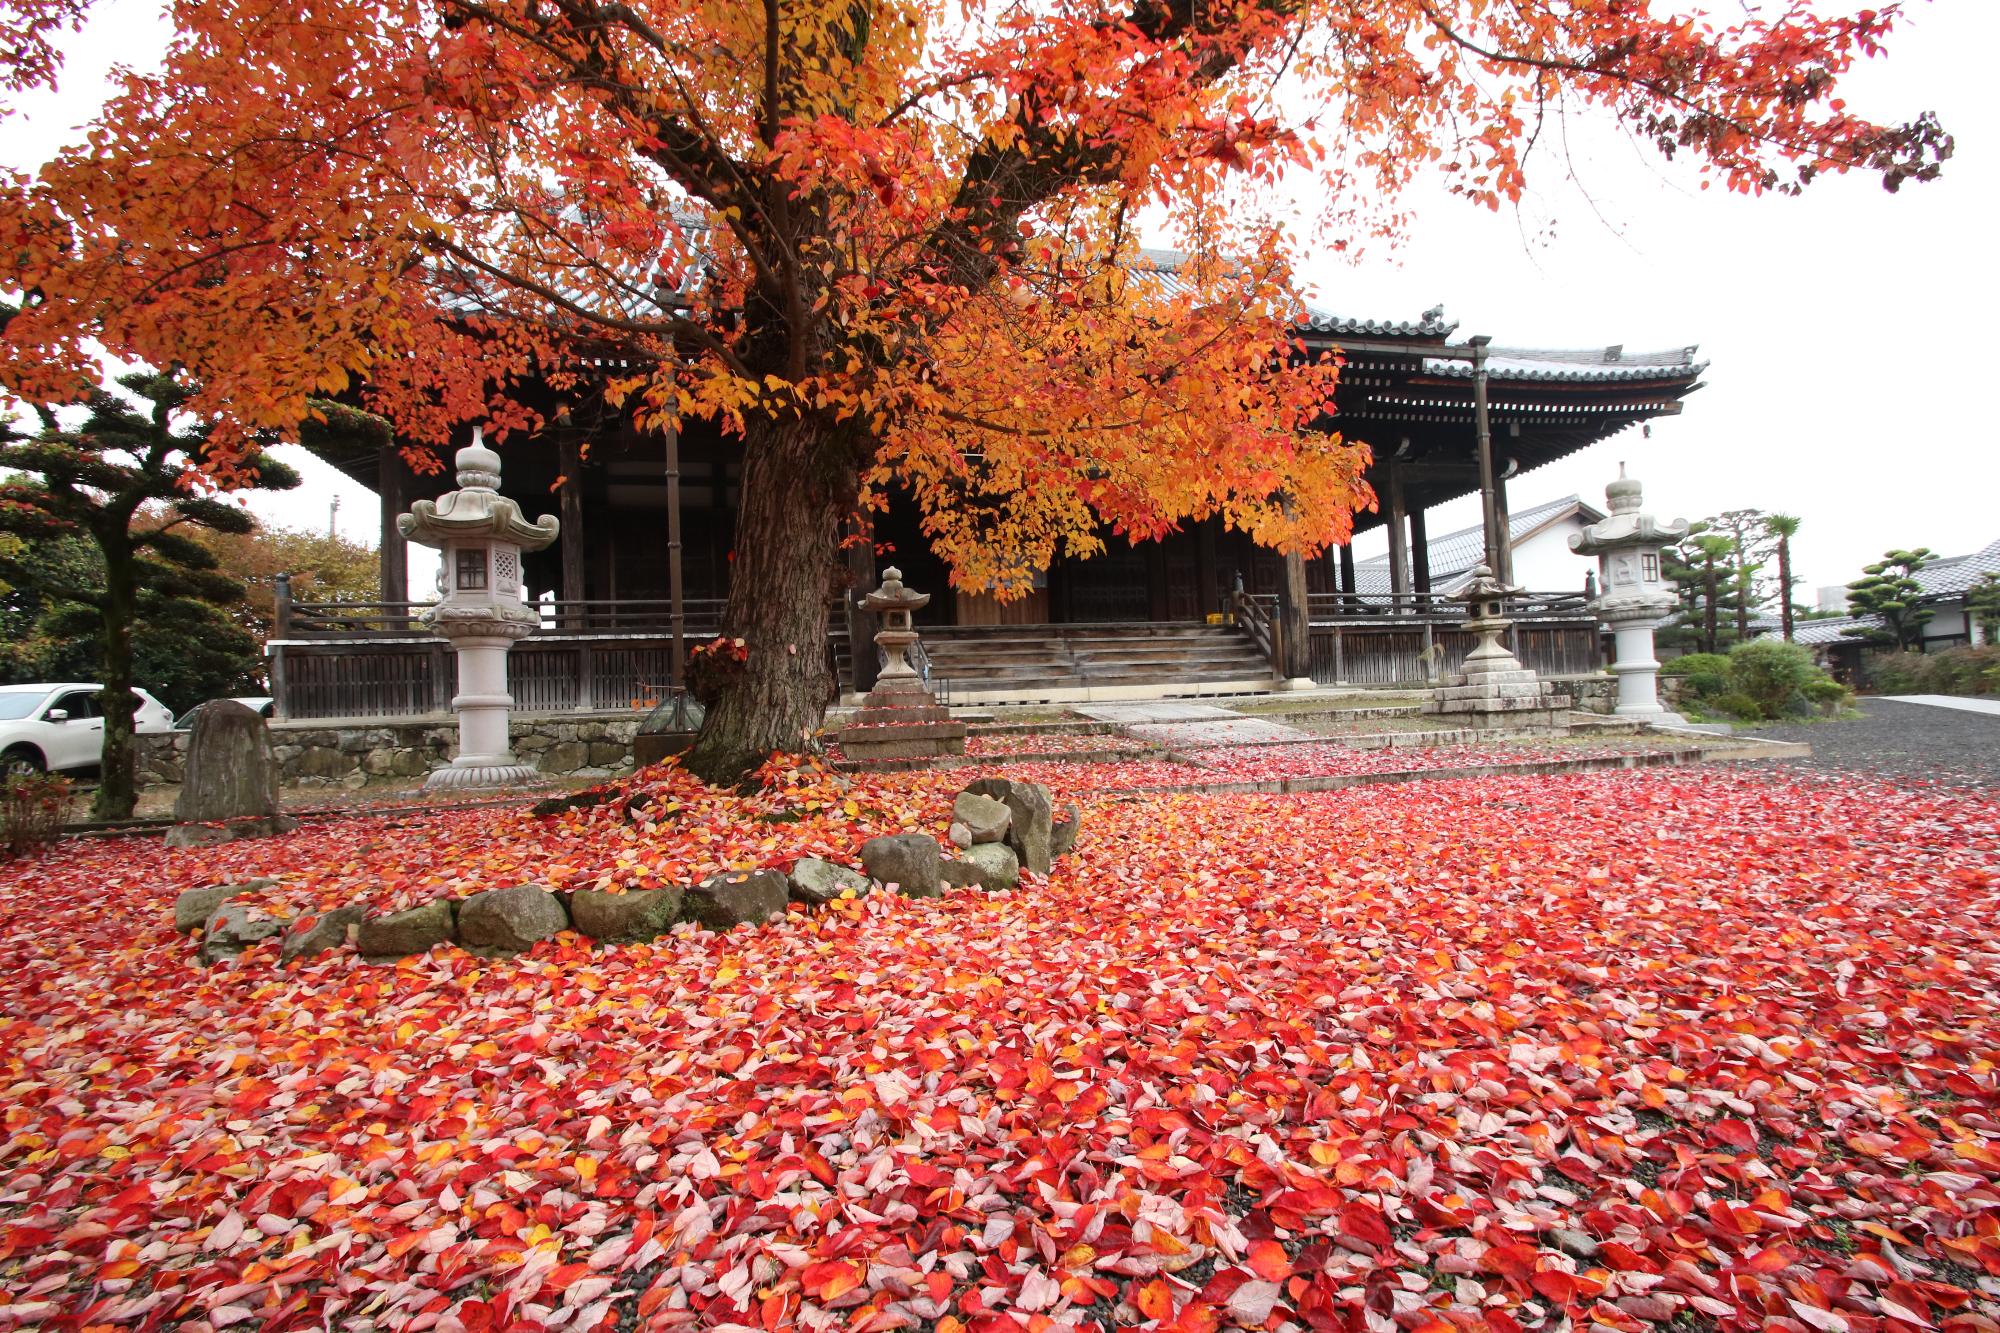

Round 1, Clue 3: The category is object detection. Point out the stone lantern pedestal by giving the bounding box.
[1569,467,1688,723]
[398,433,561,790]
[1422,566,1572,731]
[837,568,967,763]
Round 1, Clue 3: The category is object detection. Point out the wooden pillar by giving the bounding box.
[844,516,879,696]
[1494,472,1515,585]
[1410,508,1431,601]
[1338,542,1357,608]
[1196,517,1218,618]
[1145,543,1169,622]
[1279,549,1312,681]
[558,435,587,616]
[1385,463,1410,602]
[377,446,407,606]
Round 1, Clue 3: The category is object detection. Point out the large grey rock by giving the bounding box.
[570,886,684,943]
[199,901,286,964]
[357,900,456,958]
[960,841,1020,891]
[962,777,1053,876]
[951,792,1012,845]
[1051,802,1081,859]
[281,905,365,963]
[684,870,788,931]
[457,884,569,953]
[174,701,282,825]
[860,834,942,898]
[940,858,983,890]
[174,878,273,934]
[788,857,869,906]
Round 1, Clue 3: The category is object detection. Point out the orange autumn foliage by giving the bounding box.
[0,0,1950,772]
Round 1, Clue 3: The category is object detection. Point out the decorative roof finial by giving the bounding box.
[1606,463,1643,515]
[455,426,503,491]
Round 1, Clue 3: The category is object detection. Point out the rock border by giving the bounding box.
[174,777,1080,966]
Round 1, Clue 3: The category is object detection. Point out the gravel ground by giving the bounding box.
[1737,697,2000,789]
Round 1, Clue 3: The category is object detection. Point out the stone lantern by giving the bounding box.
[837,567,967,763]
[1422,565,1573,730]
[398,431,561,789]
[1568,465,1689,722]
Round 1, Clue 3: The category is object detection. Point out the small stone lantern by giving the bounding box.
[398,431,561,789]
[1568,465,1689,722]
[1421,564,1572,730]
[837,567,967,763]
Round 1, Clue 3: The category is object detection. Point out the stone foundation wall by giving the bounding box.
[137,714,643,790]
[1560,673,1694,715]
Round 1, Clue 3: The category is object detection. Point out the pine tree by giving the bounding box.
[1846,548,1935,652]
[0,372,300,818]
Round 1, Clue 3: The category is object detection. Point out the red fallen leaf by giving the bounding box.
[1338,1200,1391,1249]
[1531,1270,1579,1306]
[1743,1246,1796,1274]
[801,1257,867,1301]
[1247,1239,1291,1281]
[1714,1118,1759,1150]
[1136,1279,1176,1322]
[1598,1242,1658,1273]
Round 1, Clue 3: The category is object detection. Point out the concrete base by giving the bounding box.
[1276,677,1318,692]
[424,761,543,791]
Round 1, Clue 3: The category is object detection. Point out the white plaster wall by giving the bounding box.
[1510,518,1597,594]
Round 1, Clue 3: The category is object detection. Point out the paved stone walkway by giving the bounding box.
[1072,701,1312,748]
[1879,694,2000,717]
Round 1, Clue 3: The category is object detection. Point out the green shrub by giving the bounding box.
[1861,645,2000,697]
[1802,677,1851,717]
[1681,670,1729,699]
[1,773,70,859]
[1662,652,1733,678]
[1709,692,1766,722]
[1728,639,1818,720]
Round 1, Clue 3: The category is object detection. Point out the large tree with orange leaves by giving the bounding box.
[0,0,1949,781]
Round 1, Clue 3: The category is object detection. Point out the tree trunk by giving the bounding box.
[94,545,140,821]
[1703,561,1719,654]
[1778,539,1795,642]
[682,413,854,786]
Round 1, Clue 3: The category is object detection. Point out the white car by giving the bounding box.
[175,696,275,729]
[0,683,179,776]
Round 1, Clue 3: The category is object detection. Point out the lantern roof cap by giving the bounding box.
[396,428,561,552]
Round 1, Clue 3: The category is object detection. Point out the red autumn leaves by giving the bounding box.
[0,760,1996,1332]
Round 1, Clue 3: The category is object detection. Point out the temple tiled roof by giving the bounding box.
[1347,494,1603,596]
[1424,345,1707,384]
[1912,537,2000,597]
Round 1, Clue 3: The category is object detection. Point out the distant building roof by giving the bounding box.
[1348,494,1603,596]
[1792,616,1874,646]
[1912,537,2000,597]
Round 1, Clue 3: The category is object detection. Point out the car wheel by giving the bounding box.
[2,746,46,778]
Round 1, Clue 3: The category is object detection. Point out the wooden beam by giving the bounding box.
[1410,508,1431,596]
[1386,462,1410,600]
[558,435,587,602]
[377,445,407,603]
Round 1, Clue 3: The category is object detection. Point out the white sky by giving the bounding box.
[7,0,1995,599]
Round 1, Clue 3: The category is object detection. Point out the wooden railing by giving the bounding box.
[275,591,731,640]
[1303,589,1602,687]
[1230,590,1285,681]
[270,589,850,721]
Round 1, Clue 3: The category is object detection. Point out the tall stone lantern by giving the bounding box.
[398,431,561,789]
[1568,465,1688,722]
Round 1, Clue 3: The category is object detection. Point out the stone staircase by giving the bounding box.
[914,622,1276,704]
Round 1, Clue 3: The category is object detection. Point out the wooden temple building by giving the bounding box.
[279,304,1705,719]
